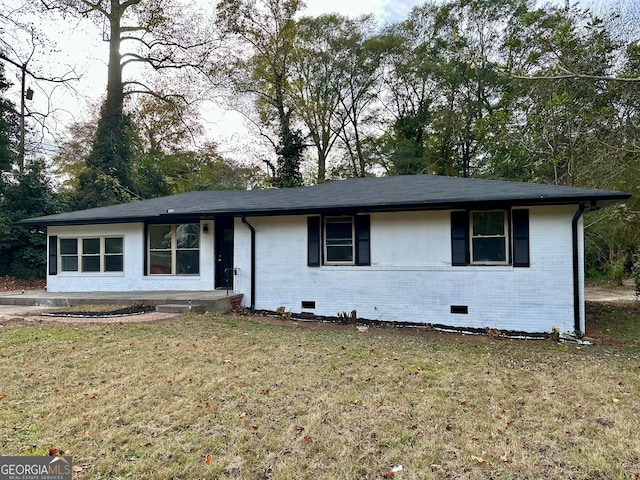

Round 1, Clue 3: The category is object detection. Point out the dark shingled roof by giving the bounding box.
[19,174,630,227]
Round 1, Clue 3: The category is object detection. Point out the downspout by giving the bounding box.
[572,202,585,336]
[241,217,256,310]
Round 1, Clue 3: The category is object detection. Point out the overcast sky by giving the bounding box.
[305,0,423,23]
[3,0,631,160]
[3,0,427,158]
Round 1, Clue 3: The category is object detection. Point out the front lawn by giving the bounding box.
[1,310,639,479]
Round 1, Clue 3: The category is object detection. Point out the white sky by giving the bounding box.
[3,0,425,159]
[3,0,627,161]
[305,0,423,23]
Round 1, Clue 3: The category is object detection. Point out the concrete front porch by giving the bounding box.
[0,290,243,315]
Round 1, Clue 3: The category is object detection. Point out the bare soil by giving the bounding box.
[0,275,45,292]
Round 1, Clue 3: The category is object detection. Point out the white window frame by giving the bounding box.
[58,237,124,273]
[469,210,509,265]
[324,216,355,265]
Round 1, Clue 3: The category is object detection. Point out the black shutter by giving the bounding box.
[355,214,370,266]
[307,216,321,267]
[512,209,530,267]
[143,225,148,275]
[48,235,57,276]
[451,211,469,266]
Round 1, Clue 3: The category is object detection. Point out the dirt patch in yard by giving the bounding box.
[0,276,45,292]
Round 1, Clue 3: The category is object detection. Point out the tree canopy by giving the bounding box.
[1,0,639,281]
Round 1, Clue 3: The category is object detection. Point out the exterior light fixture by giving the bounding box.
[25,87,33,100]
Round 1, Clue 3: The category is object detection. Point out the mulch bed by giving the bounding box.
[41,304,156,318]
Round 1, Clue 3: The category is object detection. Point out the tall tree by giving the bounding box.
[54,95,264,197]
[330,15,384,178]
[0,62,19,173]
[292,14,377,182]
[216,0,305,187]
[498,4,622,186]
[40,0,217,207]
[377,3,441,175]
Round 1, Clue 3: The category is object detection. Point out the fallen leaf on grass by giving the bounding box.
[613,398,620,403]
[303,435,312,444]
[383,472,394,478]
[0,394,6,401]
[205,454,213,465]
[72,466,83,473]
[471,455,486,464]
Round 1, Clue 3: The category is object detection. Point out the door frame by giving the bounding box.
[214,216,234,289]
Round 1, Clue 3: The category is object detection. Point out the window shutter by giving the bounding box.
[48,235,57,276]
[512,209,530,267]
[307,216,321,267]
[143,225,148,275]
[451,211,469,266]
[355,214,371,266]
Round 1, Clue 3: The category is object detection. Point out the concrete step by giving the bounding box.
[156,304,206,314]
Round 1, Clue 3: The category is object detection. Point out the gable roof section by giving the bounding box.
[19,174,630,227]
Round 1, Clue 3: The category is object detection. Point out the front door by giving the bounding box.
[214,216,234,289]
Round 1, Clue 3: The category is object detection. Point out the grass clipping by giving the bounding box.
[0,313,639,479]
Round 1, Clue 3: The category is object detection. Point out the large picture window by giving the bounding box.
[59,237,124,273]
[148,224,200,275]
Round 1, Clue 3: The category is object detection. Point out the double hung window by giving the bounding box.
[325,217,355,264]
[451,209,529,267]
[307,215,370,267]
[470,211,508,264]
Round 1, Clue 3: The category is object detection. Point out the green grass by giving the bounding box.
[1,310,639,479]
[587,301,640,344]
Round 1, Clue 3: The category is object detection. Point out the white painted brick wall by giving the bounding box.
[47,206,584,334]
[47,221,215,292]
[235,206,584,334]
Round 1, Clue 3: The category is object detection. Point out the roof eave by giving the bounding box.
[16,192,630,227]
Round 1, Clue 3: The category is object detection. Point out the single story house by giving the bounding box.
[19,174,630,335]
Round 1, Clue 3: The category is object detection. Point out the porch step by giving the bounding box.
[156,304,206,314]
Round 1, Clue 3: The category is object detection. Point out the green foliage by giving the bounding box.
[585,202,640,285]
[273,124,304,188]
[0,160,64,279]
[0,63,19,172]
[217,0,307,186]
[74,100,135,209]
[633,247,640,299]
